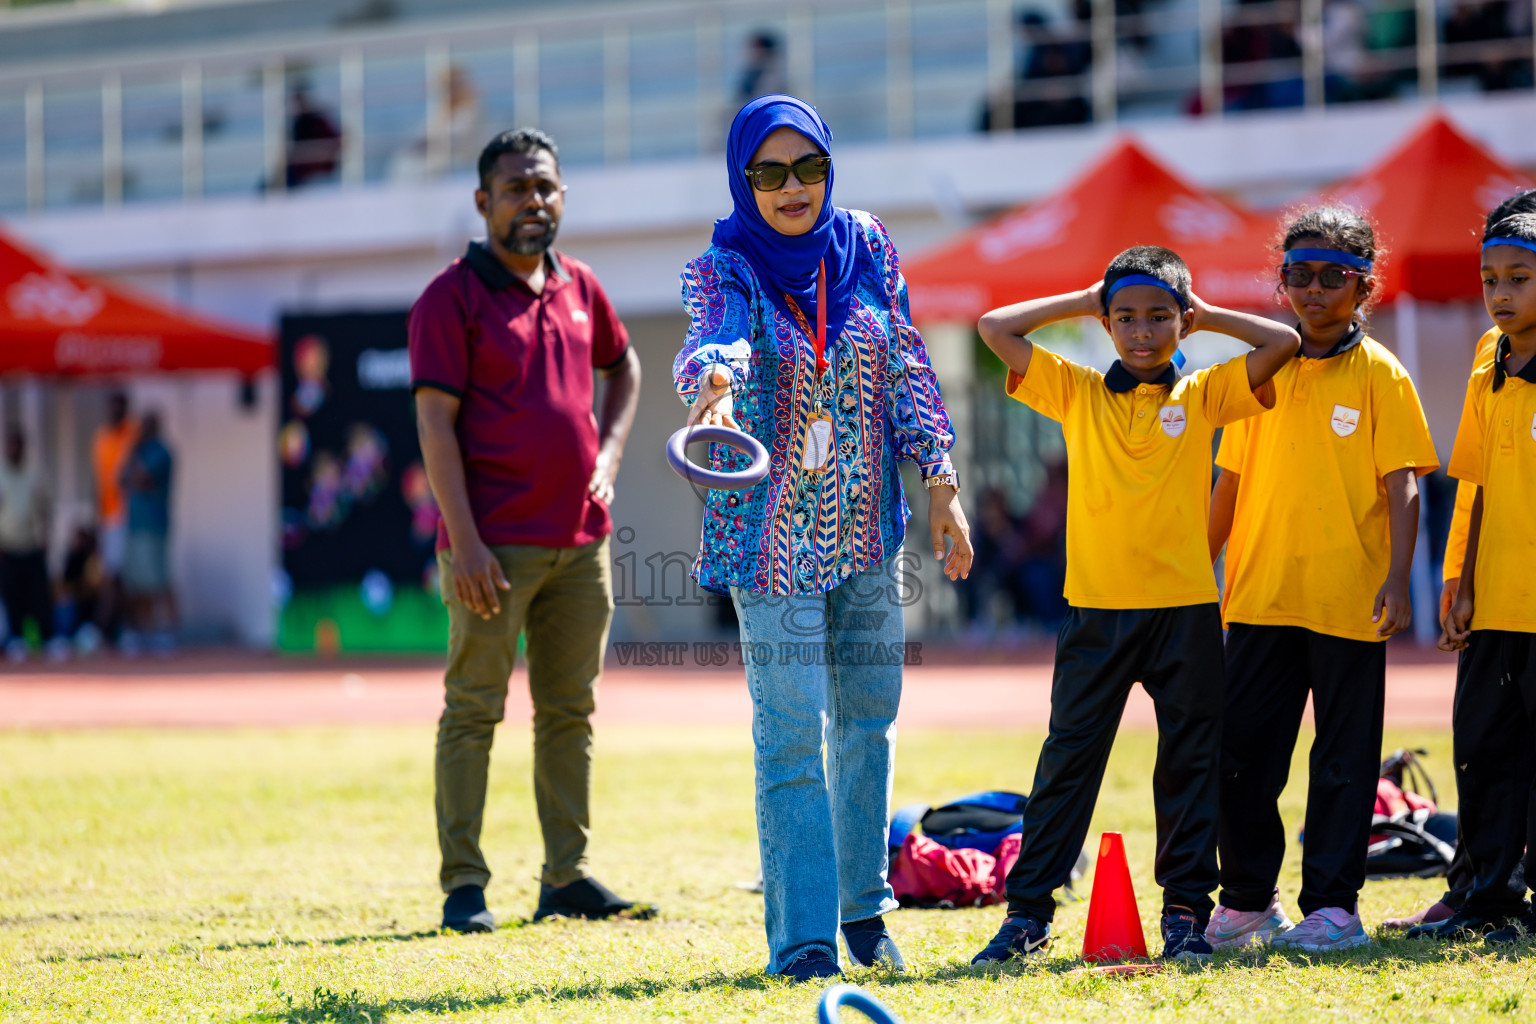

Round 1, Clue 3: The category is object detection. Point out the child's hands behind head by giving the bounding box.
[1083,279,1106,315]
[1184,292,1214,337]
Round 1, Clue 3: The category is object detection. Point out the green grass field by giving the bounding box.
[2,722,1531,1023]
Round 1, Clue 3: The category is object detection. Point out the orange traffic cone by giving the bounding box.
[1080,831,1148,963]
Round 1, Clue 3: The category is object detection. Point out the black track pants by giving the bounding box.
[1452,629,1536,918]
[1004,604,1224,923]
[1216,624,1385,916]
[1438,814,1530,910]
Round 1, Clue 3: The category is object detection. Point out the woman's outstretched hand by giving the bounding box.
[686,365,740,429]
[928,485,973,581]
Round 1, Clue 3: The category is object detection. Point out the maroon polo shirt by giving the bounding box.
[409,241,629,550]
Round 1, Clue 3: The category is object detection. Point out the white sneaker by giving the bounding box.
[1271,907,1370,952]
[74,623,103,656]
[1205,892,1295,948]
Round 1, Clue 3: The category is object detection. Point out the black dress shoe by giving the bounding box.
[441,884,495,933]
[1486,906,1536,944]
[1405,908,1510,940]
[532,877,658,922]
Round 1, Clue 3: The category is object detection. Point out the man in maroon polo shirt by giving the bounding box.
[410,128,649,933]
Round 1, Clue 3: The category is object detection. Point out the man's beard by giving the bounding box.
[501,213,558,256]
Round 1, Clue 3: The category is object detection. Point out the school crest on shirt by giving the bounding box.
[1331,404,1361,437]
[1159,405,1187,438]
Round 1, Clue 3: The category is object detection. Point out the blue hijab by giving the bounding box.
[712,95,859,350]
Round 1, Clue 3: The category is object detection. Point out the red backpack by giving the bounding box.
[1366,749,1456,878]
[887,792,1086,907]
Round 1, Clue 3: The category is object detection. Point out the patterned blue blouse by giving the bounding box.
[673,211,956,596]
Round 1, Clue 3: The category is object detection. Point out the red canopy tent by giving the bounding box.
[904,138,1281,323]
[1316,112,1534,304]
[0,228,271,376]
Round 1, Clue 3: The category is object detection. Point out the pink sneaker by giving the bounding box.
[1205,893,1295,949]
[1271,907,1370,952]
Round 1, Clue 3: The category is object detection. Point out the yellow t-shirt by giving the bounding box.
[1442,327,1501,581]
[1006,348,1269,610]
[1446,340,1536,633]
[1217,332,1439,642]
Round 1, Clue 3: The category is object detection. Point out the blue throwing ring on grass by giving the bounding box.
[818,984,901,1024]
[666,425,770,491]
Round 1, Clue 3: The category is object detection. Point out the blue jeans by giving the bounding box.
[730,556,905,972]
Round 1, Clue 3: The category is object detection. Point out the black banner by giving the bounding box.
[278,311,437,593]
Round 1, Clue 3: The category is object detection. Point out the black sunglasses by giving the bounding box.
[744,155,831,192]
[1280,265,1366,289]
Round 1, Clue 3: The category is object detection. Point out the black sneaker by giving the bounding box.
[1483,906,1536,944]
[1160,905,1213,961]
[1406,908,1510,940]
[841,915,907,970]
[441,884,495,933]
[780,946,842,982]
[971,912,1051,964]
[532,876,658,922]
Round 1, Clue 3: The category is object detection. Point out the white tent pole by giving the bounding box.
[53,382,78,573]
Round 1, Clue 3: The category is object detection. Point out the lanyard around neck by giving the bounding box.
[782,260,829,379]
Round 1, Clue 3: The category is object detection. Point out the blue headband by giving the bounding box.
[1105,273,1188,311]
[1284,247,1372,271]
[1483,236,1536,257]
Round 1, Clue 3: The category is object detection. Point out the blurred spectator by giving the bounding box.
[1016,458,1068,627]
[958,487,1029,629]
[1443,0,1535,91]
[1220,0,1304,110]
[737,30,787,105]
[389,63,484,180]
[1323,0,1369,102]
[958,463,1068,635]
[284,82,342,189]
[443,65,484,168]
[0,425,62,661]
[56,525,104,653]
[120,411,176,655]
[91,391,135,641]
[979,5,1093,132]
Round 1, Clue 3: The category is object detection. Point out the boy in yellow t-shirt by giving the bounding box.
[1426,210,1536,943]
[1440,326,1502,609]
[1387,189,1536,935]
[1205,208,1438,953]
[969,246,1298,963]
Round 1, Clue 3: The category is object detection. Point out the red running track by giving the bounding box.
[0,648,1456,731]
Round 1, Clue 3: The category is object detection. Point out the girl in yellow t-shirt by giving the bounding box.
[1206,206,1438,953]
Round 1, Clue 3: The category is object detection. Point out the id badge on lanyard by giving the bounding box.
[785,260,835,473]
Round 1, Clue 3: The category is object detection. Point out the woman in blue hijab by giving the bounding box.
[673,95,973,980]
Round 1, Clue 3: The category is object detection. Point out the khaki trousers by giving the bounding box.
[434,536,613,893]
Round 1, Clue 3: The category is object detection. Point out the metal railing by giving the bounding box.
[0,0,1531,212]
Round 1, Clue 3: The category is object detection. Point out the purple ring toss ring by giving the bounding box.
[666,425,770,491]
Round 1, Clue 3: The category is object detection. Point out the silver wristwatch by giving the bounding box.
[923,471,959,492]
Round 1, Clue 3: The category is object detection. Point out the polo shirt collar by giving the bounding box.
[464,240,571,293]
[1105,359,1179,394]
[1493,334,1536,391]
[1297,321,1365,360]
